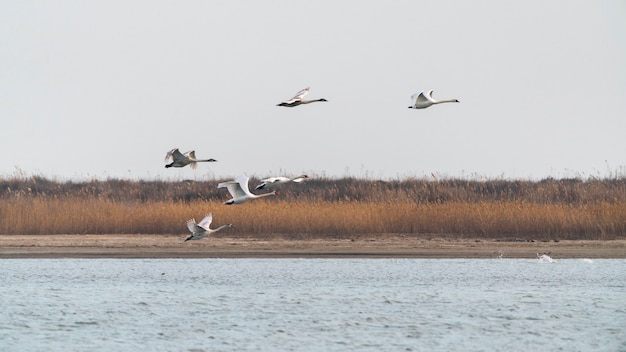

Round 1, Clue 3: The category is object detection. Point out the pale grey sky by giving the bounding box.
[2,1,625,181]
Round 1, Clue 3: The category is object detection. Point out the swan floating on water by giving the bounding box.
[184,213,232,242]
[537,252,556,263]
[255,175,309,190]
[165,148,217,169]
[408,90,459,109]
[277,87,327,107]
[218,175,278,205]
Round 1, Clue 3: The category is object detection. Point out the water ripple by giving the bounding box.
[1,258,624,351]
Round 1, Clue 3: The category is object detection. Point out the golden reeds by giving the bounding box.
[1,176,625,239]
[1,197,625,240]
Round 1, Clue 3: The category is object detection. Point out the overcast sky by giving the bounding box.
[2,1,625,181]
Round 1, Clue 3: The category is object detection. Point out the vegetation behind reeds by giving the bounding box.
[1,176,625,240]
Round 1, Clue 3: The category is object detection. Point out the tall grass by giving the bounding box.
[1,176,625,239]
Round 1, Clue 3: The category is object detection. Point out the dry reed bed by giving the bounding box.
[1,197,624,240]
[2,176,625,239]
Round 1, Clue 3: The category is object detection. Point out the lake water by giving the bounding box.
[1,258,624,351]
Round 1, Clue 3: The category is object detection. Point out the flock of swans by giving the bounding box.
[169,87,459,241]
[218,175,280,205]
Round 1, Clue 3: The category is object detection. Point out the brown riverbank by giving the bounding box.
[1,235,624,259]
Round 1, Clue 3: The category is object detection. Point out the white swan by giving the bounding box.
[255,174,309,190]
[218,175,278,205]
[184,213,232,242]
[165,148,217,169]
[277,87,327,107]
[408,90,459,109]
[537,252,556,263]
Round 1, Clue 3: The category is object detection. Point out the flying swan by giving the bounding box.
[165,148,217,169]
[184,213,233,242]
[218,175,278,205]
[277,87,327,107]
[408,90,459,109]
[255,175,309,191]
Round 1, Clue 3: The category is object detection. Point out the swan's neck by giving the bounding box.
[289,175,308,183]
[213,224,232,232]
[302,99,326,104]
[434,99,459,104]
[256,191,277,198]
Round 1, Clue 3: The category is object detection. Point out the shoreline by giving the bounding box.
[1,235,624,259]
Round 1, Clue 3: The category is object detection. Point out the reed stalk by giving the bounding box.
[1,196,624,240]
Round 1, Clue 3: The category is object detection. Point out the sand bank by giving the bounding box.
[1,234,624,259]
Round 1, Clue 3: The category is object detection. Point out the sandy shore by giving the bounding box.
[1,234,624,259]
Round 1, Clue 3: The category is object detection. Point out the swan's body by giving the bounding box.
[277,87,327,107]
[255,174,309,191]
[165,148,217,169]
[184,213,233,241]
[218,175,278,205]
[537,252,556,263]
[408,90,459,109]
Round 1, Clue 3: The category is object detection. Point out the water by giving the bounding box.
[1,258,624,352]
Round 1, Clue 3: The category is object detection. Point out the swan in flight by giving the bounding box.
[408,90,459,109]
[184,213,233,241]
[277,87,327,107]
[255,174,309,191]
[165,148,217,169]
[218,175,278,205]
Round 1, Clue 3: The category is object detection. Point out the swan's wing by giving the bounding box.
[256,177,286,190]
[186,151,197,160]
[283,87,309,103]
[165,148,183,162]
[425,90,437,102]
[411,91,430,104]
[187,150,198,169]
[235,175,254,196]
[197,213,213,229]
[186,219,196,233]
[187,218,206,234]
[170,148,188,162]
[293,87,310,100]
[262,177,284,184]
[217,180,236,188]
[218,179,248,198]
